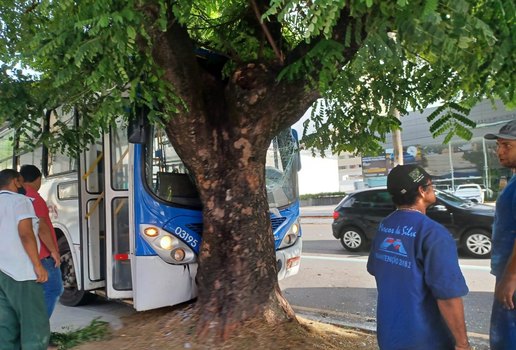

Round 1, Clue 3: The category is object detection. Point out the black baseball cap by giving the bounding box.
[484,120,516,140]
[387,164,431,196]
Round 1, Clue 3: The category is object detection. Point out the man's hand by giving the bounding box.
[50,250,61,268]
[34,263,48,283]
[495,274,516,309]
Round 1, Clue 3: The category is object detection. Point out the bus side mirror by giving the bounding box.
[128,106,149,144]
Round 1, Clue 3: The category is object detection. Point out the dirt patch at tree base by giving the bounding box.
[72,304,378,349]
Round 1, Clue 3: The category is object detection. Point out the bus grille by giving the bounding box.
[185,223,203,235]
[271,217,287,231]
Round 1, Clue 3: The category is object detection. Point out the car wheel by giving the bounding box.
[461,229,491,258]
[58,236,96,306]
[340,227,367,252]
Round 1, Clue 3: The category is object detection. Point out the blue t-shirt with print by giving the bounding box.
[491,175,516,277]
[367,210,469,350]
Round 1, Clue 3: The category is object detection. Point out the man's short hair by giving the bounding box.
[0,169,20,188]
[20,164,42,183]
[387,164,431,206]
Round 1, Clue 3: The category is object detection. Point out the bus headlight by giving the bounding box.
[139,224,196,264]
[172,249,186,261]
[278,221,300,249]
[144,227,159,237]
[159,235,176,250]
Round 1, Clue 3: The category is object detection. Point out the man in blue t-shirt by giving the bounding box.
[484,120,516,350]
[367,164,471,350]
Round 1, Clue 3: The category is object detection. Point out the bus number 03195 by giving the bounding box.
[174,226,198,248]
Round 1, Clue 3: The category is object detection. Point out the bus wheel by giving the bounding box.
[58,236,96,306]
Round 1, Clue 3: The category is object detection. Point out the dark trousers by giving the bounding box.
[0,270,50,350]
[490,295,516,350]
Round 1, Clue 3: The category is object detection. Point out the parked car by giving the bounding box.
[454,184,484,203]
[479,184,494,201]
[332,187,494,258]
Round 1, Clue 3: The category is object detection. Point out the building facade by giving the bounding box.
[372,99,515,199]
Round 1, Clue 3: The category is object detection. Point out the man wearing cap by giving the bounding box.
[484,119,516,350]
[367,164,470,350]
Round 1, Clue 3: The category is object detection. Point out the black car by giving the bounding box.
[332,187,494,258]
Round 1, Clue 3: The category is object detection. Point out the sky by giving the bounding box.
[293,107,341,195]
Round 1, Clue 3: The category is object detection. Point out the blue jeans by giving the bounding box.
[490,288,516,349]
[41,257,64,318]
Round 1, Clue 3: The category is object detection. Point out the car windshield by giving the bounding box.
[435,189,473,208]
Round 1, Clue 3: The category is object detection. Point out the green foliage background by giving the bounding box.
[0,0,514,155]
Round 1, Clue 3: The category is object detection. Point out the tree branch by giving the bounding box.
[250,0,284,64]
[286,6,368,65]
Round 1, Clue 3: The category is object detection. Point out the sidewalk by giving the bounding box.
[300,205,335,217]
[300,205,335,223]
[50,300,135,332]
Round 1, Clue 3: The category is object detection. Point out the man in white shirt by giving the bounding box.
[0,169,50,349]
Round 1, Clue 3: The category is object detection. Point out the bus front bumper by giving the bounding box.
[276,237,302,280]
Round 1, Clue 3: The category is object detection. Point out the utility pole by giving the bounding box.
[392,109,403,166]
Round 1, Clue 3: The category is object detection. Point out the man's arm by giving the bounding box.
[18,218,48,283]
[437,297,471,350]
[38,219,61,267]
[495,241,516,309]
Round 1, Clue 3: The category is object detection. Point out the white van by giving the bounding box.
[454,184,484,203]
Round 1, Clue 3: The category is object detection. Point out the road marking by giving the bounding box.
[303,255,368,263]
[458,264,491,272]
[302,254,491,271]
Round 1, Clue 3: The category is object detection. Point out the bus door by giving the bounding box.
[79,137,106,291]
[103,125,133,299]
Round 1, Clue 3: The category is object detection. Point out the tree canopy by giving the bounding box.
[1,0,513,155]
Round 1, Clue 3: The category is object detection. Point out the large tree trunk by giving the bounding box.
[146,16,319,341]
[180,124,295,339]
[158,63,315,339]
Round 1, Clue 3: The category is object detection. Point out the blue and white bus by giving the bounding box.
[0,109,302,310]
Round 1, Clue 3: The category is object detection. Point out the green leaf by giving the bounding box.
[421,0,438,18]
[127,26,136,41]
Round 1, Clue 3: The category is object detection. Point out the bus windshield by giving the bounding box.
[266,129,299,208]
[144,127,299,209]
